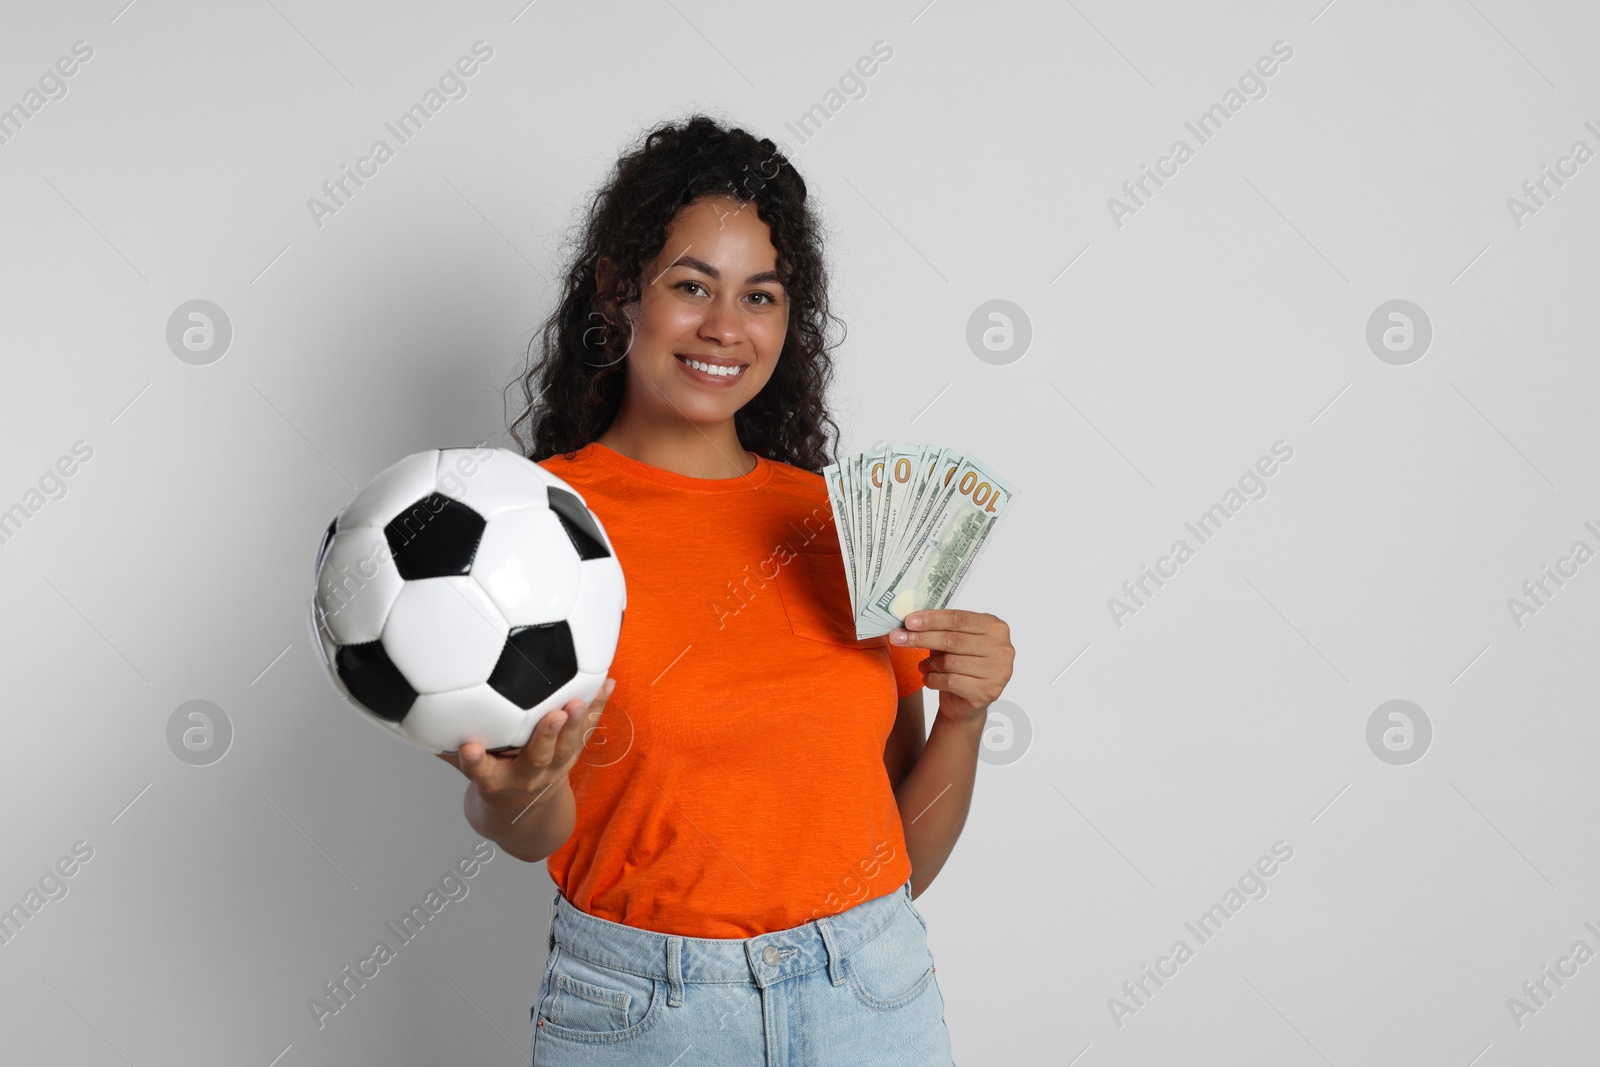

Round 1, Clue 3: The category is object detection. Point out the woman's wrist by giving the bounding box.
[472,775,569,818]
[465,776,576,859]
[932,697,990,736]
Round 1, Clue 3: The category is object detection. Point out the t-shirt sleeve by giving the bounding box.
[888,644,931,698]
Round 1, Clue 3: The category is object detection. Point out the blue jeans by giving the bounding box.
[531,879,955,1065]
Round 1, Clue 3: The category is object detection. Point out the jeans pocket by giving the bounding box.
[845,905,936,1012]
[536,946,663,1043]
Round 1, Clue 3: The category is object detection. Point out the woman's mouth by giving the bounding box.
[674,354,748,384]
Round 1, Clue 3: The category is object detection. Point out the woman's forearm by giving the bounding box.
[894,709,986,898]
[465,778,576,863]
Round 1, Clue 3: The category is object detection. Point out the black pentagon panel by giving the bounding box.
[314,518,337,577]
[383,493,487,579]
[335,641,418,722]
[547,486,610,561]
[488,621,579,710]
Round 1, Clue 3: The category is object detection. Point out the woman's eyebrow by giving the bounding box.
[667,254,784,287]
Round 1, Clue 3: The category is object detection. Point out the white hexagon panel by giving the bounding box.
[471,507,583,627]
[315,525,404,646]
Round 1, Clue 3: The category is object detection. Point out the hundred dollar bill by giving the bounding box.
[857,452,964,636]
[859,447,878,603]
[861,454,1013,636]
[878,446,957,596]
[852,449,869,605]
[859,445,953,635]
[822,462,856,618]
[865,443,922,595]
[928,481,1010,616]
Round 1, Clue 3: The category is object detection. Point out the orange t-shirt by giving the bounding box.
[534,442,930,938]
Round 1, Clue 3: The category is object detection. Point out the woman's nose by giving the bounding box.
[698,301,745,345]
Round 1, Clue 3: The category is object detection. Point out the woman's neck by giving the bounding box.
[595,420,757,479]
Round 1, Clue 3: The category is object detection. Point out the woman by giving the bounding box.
[439,114,1014,1065]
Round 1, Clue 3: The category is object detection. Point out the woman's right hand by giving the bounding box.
[436,678,616,806]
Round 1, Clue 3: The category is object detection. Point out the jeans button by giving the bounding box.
[761,946,780,966]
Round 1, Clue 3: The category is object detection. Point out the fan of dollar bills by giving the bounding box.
[822,445,1014,640]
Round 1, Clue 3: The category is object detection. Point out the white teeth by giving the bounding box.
[679,356,744,377]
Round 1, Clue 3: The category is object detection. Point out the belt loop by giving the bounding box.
[816,915,846,987]
[547,890,559,952]
[666,936,684,1007]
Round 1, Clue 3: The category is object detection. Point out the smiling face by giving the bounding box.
[606,195,790,434]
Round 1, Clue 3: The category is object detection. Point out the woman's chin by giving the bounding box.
[659,389,744,422]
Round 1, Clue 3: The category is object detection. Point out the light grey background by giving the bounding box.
[2,1,1596,1064]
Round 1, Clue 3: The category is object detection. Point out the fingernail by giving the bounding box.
[603,678,616,696]
[907,616,922,629]
[890,631,908,645]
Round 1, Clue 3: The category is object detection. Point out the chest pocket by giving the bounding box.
[774,550,888,649]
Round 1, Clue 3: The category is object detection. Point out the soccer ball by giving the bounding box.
[308,446,625,754]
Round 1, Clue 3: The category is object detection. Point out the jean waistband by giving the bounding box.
[546,881,912,1007]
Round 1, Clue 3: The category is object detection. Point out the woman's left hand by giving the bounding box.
[889,609,1014,726]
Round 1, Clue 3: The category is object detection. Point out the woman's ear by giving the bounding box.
[593,255,615,301]
[594,255,638,328]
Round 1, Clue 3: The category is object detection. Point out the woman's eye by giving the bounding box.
[675,281,777,305]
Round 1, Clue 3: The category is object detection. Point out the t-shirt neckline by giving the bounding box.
[581,441,774,494]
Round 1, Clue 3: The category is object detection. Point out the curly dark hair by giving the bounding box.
[506,113,845,472]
